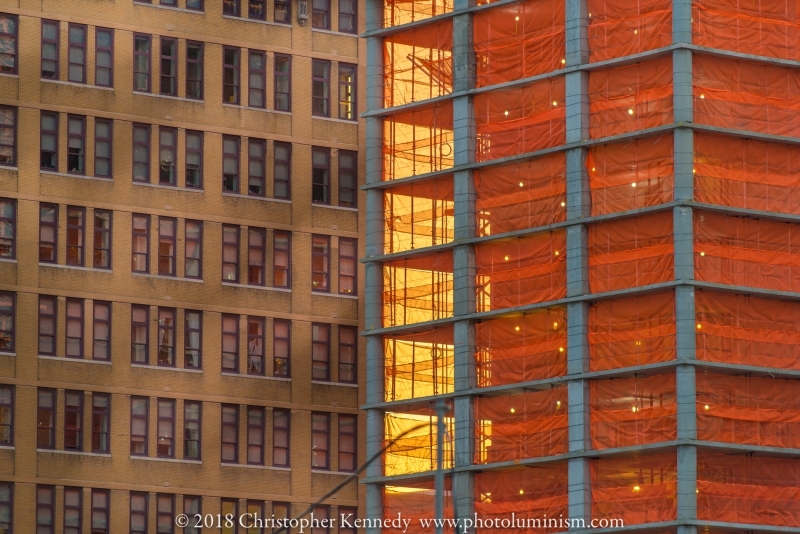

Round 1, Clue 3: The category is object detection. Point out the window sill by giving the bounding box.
[131,364,204,373]
[38,449,111,457]
[133,1,205,14]
[38,262,113,273]
[133,90,204,103]
[221,192,292,204]
[0,258,17,264]
[39,355,112,365]
[0,352,15,357]
[221,103,293,117]
[0,165,18,171]
[313,203,358,212]
[311,380,358,388]
[132,181,204,193]
[42,78,114,91]
[0,445,13,450]
[132,272,204,283]
[221,14,289,27]
[311,28,357,38]
[130,455,203,464]
[0,72,18,79]
[313,292,358,300]
[311,469,356,475]
[220,463,292,471]
[312,115,358,125]
[221,281,292,293]
[40,170,113,181]
[227,373,292,382]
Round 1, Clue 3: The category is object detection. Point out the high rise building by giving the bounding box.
[0,1,364,532]
[366,0,800,531]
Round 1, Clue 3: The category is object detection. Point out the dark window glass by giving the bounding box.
[184,311,202,369]
[67,116,85,174]
[274,141,291,199]
[91,489,110,534]
[93,209,112,269]
[132,124,150,182]
[275,0,290,23]
[94,119,113,177]
[184,496,202,534]
[130,396,149,455]
[64,390,83,450]
[338,326,357,383]
[248,51,265,108]
[157,398,175,457]
[39,204,57,262]
[184,401,201,459]
[273,409,290,466]
[247,406,264,464]
[273,319,290,377]
[338,238,357,295]
[311,412,330,469]
[221,404,238,462]
[160,37,177,96]
[36,485,55,534]
[247,228,265,285]
[68,24,87,83]
[0,14,16,73]
[274,55,291,111]
[0,106,15,166]
[159,127,177,185]
[92,301,111,361]
[339,0,356,33]
[273,231,291,288]
[40,112,58,170]
[222,314,239,373]
[38,296,56,355]
[185,220,203,278]
[130,492,148,534]
[157,217,176,276]
[338,65,356,119]
[311,234,330,292]
[223,47,240,104]
[246,501,264,534]
[312,147,330,203]
[0,385,13,445]
[247,316,265,375]
[312,506,329,534]
[311,323,330,381]
[312,0,330,29]
[248,138,265,195]
[131,305,149,364]
[338,150,357,207]
[185,131,203,188]
[41,20,58,79]
[92,393,110,452]
[222,225,240,282]
[0,198,14,258]
[157,494,175,534]
[249,0,265,18]
[65,298,84,358]
[0,292,12,352]
[223,0,240,16]
[66,206,85,265]
[157,307,176,366]
[339,508,357,534]
[186,42,203,99]
[0,483,12,533]
[37,389,56,449]
[132,214,150,272]
[223,136,240,192]
[133,34,151,92]
[95,28,114,87]
[312,60,330,116]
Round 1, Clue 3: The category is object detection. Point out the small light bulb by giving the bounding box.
[552,101,558,106]
[632,406,637,413]
[700,252,705,257]
[634,29,638,34]
[561,58,566,64]
[515,16,519,21]
[693,168,697,174]
[631,182,637,187]
[510,408,516,414]
[591,167,596,172]
[633,485,641,492]
[519,489,524,495]
[700,94,705,99]
[697,323,702,330]
[504,110,509,117]
[559,347,564,353]
[504,255,510,261]
[556,400,562,408]
[560,201,566,207]
[515,326,520,332]
[553,321,558,330]
[696,488,700,494]
[628,109,634,115]
[554,250,560,256]
[519,182,524,187]
[704,404,710,411]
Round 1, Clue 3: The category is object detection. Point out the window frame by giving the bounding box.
[338,0,357,34]
[184,400,202,460]
[157,398,176,458]
[64,390,83,451]
[132,213,150,273]
[338,238,357,295]
[160,36,178,96]
[247,227,266,286]
[274,54,291,111]
[248,50,266,108]
[67,23,87,84]
[38,295,56,356]
[221,403,239,463]
[157,493,175,534]
[93,209,112,269]
[131,304,150,364]
[66,205,86,266]
[273,319,291,378]
[94,119,113,178]
[157,307,176,367]
[246,501,265,534]
[338,64,356,120]
[338,325,357,384]
[91,489,110,534]
[0,14,16,74]
[41,19,59,80]
[92,301,112,361]
[0,198,14,259]
[249,0,266,19]
[223,0,240,16]
[274,0,290,23]
[0,481,12,534]
[311,60,331,117]
[0,292,12,354]
[130,395,149,456]
[157,216,177,276]
[247,316,265,376]
[248,138,266,196]
[185,220,203,279]
[130,492,148,534]
[132,123,151,183]
[36,485,55,534]
[186,41,204,100]
[312,147,331,204]
[92,392,111,453]
[221,314,240,374]
[311,323,330,382]
[133,33,152,92]
[184,496,202,534]
[95,27,114,88]
[159,126,177,186]
[184,310,203,369]
[311,412,330,470]
[339,507,357,534]
[0,105,16,167]
[186,0,204,9]
[273,230,291,289]
[223,46,241,104]
[40,111,59,171]
[312,506,330,534]
[37,388,56,449]
[222,135,240,193]
[338,149,357,207]
[273,408,290,467]
[185,130,204,188]
[338,414,357,472]
[311,234,331,292]
[273,141,291,199]
[246,405,265,465]
[222,224,240,283]
[312,0,331,29]
[0,384,12,446]
[66,115,86,175]
[65,297,84,358]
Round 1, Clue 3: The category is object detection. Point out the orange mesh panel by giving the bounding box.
[474,77,566,162]
[475,309,568,387]
[384,479,453,534]
[589,292,676,371]
[695,211,800,293]
[384,104,454,181]
[589,56,674,139]
[475,153,567,237]
[384,21,453,107]
[591,374,676,449]
[385,176,455,254]
[473,0,565,87]
[698,453,800,527]
[384,327,454,402]
[587,135,674,216]
[589,211,674,293]
[474,388,568,464]
[587,0,672,62]
[384,403,454,476]
[695,132,800,215]
[697,373,800,449]
[384,0,453,27]
[694,54,800,137]
[696,291,800,371]
[383,251,454,327]
[475,231,567,312]
[591,454,677,525]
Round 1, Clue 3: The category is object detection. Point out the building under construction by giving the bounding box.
[363,0,800,532]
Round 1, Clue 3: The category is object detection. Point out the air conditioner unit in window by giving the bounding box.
[298,0,308,24]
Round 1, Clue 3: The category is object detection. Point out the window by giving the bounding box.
[274,55,291,111]
[247,228,265,285]
[247,316,265,375]
[339,238,357,295]
[0,482,11,534]
[0,106,16,166]
[134,34,151,92]
[68,24,87,83]
[0,14,15,74]
[185,131,203,187]
[64,391,83,450]
[248,138,265,195]
[184,401,201,459]
[40,112,58,170]
[273,503,290,533]
[338,326,357,383]
[223,0,240,16]
[37,389,56,449]
[91,489,110,534]
[223,136,240,192]
[130,396,149,455]
[275,0,290,22]
[184,496,202,534]
[157,399,175,457]
[222,314,239,373]
[93,209,112,269]
[273,231,291,288]
[274,141,291,199]
[222,225,240,282]
[187,0,204,10]
[247,406,264,464]
[312,147,330,204]
[248,51,266,108]
[93,301,112,360]
[38,296,56,355]
[157,308,176,366]
[249,0,265,18]
[132,214,150,272]
[186,42,204,99]
[133,124,151,182]
[312,506,329,534]
[246,501,264,534]
[339,508,357,534]
[339,151,358,208]
[273,409,289,466]
[312,60,330,116]
[186,220,203,278]
[131,305,149,364]
[311,323,330,381]
[41,20,58,79]
[36,485,55,534]
[223,47,240,104]
[0,292,11,352]
[221,404,238,462]
[95,28,113,87]
[338,65,356,119]
[94,119,112,178]
[158,217,176,276]
[339,0,356,33]
[221,499,238,534]
[66,116,87,174]
[130,492,148,534]
[273,320,290,377]
[65,298,84,358]
[312,235,330,292]
[0,198,13,258]
[160,38,177,96]
[311,413,330,469]
[66,206,85,265]
[0,385,12,445]
[159,127,177,185]
[185,311,202,369]
[312,0,330,29]
[92,393,110,453]
[338,416,356,471]
[157,494,175,533]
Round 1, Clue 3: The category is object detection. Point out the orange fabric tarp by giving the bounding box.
[384,104,454,181]
[475,231,567,312]
[384,176,455,254]
[474,77,566,161]
[589,292,676,371]
[475,309,568,387]
[694,54,800,138]
[589,56,674,139]
[473,0,565,87]
[588,134,674,216]
[591,374,677,449]
[588,0,672,62]
[384,402,454,476]
[384,0,453,27]
[384,479,454,534]
[475,388,568,464]
[589,211,674,293]
[383,251,454,327]
[695,291,800,371]
[475,152,567,237]
[384,326,454,402]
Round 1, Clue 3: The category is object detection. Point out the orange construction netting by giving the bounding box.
[384,0,453,27]
[474,77,566,162]
[475,387,568,464]
[384,326,454,402]
[384,479,453,534]
[588,0,672,62]
[695,132,800,215]
[588,211,674,294]
[698,453,800,527]
[475,309,568,387]
[473,0,565,88]
[695,211,800,293]
[384,104,454,181]
[589,56,673,139]
[384,20,453,107]
[695,290,800,371]
[383,251,453,327]
[589,292,676,371]
[475,153,567,237]
[694,54,800,138]
[591,374,676,449]
[591,454,677,525]
[384,403,454,476]
[697,373,800,449]
[587,134,674,216]
[475,231,567,312]
[384,176,455,254]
